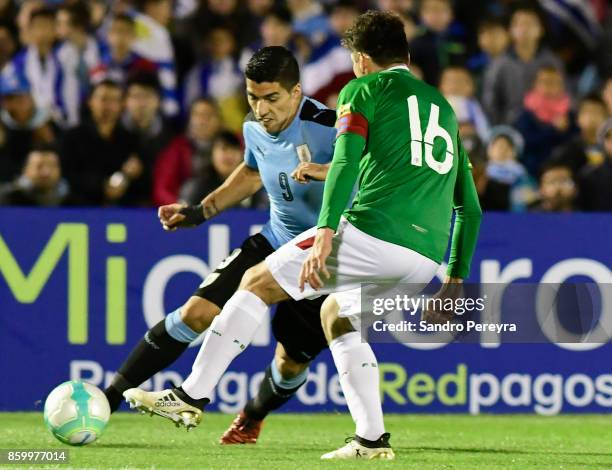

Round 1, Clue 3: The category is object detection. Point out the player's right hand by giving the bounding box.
[158,203,187,231]
[291,163,329,184]
[421,278,463,324]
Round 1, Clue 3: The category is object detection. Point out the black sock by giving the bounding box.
[243,365,305,421]
[104,320,190,412]
[354,433,391,448]
[173,386,210,410]
[104,386,124,412]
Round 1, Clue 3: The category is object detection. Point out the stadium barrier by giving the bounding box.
[1,208,611,414]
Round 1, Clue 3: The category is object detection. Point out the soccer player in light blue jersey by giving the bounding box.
[109,47,337,443]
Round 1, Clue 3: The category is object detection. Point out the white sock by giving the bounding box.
[182,290,268,400]
[330,331,385,442]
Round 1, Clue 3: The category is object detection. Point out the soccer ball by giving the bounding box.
[44,381,110,446]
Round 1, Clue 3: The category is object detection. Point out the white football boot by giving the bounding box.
[321,432,395,460]
[321,433,395,460]
[123,388,204,430]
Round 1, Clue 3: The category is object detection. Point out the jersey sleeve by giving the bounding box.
[334,79,375,140]
[446,134,483,279]
[242,123,259,170]
[317,80,375,231]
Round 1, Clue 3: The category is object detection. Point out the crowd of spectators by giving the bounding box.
[0,0,610,212]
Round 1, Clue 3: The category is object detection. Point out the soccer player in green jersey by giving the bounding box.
[125,10,481,461]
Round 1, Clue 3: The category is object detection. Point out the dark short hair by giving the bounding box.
[341,10,409,67]
[329,0,360,15]
[29,6,56,24]
[90,78,123,96]
[190,96,219,113]
[112,13,135,28]
[536,64,561,75]
[29,143,59,156]
[539,160,573,180]
[578,92,606,112]
[511,3,545,27]
[490,133,513,148]
[245,46,300,91]
[126,71,161,96]
[529,65,562,91]
[265,6,292,25]
[135,0,167,11]
[478,17,507,33]
[206,19,238,41]
[59,2,91,31]
[214,131,241,149]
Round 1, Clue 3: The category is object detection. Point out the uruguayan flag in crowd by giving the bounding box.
[132,12,179,117]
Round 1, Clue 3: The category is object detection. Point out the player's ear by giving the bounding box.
[356,52,368,75]
[292,83,302,99]
[362,53,375,74]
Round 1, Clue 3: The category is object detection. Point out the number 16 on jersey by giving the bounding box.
[407,95,455,175]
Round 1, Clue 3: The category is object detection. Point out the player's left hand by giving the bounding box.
[291,163,329,184]
[299,228,333,291]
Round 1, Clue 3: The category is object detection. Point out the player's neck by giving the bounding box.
[365,62,408,75]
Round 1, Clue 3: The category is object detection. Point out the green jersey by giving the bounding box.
[317,66,482,278]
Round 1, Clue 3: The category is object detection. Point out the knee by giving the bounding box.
[320,296,354,343]
[180,297,220,333]
[274,350,308,380]
[239,264,281,304]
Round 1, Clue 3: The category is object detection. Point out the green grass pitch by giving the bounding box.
[1,413,610,469]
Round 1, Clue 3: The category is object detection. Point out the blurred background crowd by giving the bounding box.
[0,0,610,212]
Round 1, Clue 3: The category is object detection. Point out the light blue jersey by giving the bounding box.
[244,97,337,249]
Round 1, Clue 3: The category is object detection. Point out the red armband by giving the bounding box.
[336,112,368,139]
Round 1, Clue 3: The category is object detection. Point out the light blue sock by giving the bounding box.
[164,309,200,343]
[270,359,309,390]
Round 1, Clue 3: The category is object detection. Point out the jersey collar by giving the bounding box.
[386,64,411,72]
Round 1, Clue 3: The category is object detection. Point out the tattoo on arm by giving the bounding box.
[203,197,219,219]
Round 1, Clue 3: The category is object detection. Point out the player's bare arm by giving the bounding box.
[158,163,262,231]
[201,163,262,217]
[291,162,330,183]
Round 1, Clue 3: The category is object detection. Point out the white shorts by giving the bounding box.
[265,218,440,329]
